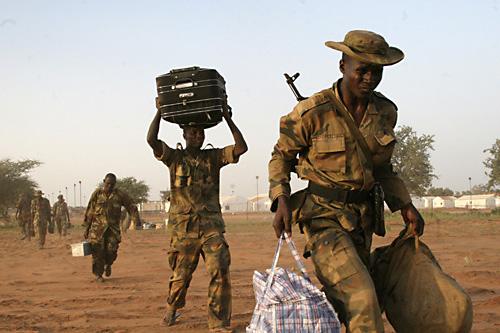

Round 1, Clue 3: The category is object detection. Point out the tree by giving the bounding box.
[391,125,436,196]
[99,177,149,204]
[427,187,454,196]
[484,139,500,190]
[0,159,41,216]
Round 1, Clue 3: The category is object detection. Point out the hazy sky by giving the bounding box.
[1,0,499,204]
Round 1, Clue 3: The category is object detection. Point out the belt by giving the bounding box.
[308,182,370,204]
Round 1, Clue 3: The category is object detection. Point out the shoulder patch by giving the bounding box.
[295,91,329,117]
[373,91,398,111]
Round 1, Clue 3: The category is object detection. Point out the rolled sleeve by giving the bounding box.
[219,145,240,167]
[155,141,175,167]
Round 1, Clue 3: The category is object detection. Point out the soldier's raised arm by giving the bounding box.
[222,106,248,159]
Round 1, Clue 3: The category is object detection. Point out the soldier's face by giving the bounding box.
[103,176,116,193]
[183,127,205,149]
[340,56,383,98]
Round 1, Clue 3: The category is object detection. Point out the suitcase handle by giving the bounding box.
[169,66,200,74]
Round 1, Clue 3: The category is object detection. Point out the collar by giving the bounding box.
[332,79,379,115]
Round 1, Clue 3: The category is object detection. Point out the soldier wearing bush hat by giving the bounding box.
[269,30,425,332]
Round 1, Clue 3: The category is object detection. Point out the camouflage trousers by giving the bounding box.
[304,219,384,333]
[33,217,47,248]
[54,216,69,236]
[90,229,120,277]
[18,217,33,240]
[167,222,231,329]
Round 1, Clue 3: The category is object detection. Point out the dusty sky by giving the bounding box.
[1,0,499,204]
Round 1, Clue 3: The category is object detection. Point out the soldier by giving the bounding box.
[83,173,141,282]
[52,194,70,237]
[147,103,247,332]
[15,192,32,240]
[31,190,52,249]
[269,30,425,332]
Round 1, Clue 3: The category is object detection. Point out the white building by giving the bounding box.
[411,196,426,209]
[247,193,272,212]
[138,200,165,212]
[496,195,500,208]
[421,196,436,209]
[432,196,456,208]
[455,194,497,209]
[220,195,248,213]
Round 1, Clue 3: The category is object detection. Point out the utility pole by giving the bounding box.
[255,175,259,212]
[73,183,76,208]
[65,186,68,201]
[79,180,82,207]
[468,177,472,209]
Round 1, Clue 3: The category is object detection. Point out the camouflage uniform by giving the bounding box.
[52,200,70,236]
[84,188,139,277]
[16,195,32,239]
[268,81,412,332]
[155,141,238,330]
[31,195,52,248]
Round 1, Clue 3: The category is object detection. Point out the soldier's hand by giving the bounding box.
[83,229,89,240]
[401,203,425,236]
[273,196,292,238]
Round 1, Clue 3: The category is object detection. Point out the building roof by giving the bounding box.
[456,194,496,200]
[434,196,456,200]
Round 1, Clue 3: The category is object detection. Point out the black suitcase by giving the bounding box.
[156,66,229,128]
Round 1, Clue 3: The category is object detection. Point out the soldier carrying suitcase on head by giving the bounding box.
[147,89,247,332]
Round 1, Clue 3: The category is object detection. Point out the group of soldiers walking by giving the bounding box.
[13,29,427,333]
[15,191,70,249]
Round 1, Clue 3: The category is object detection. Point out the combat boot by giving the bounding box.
[161,307,180,326]
[105,265,112,277]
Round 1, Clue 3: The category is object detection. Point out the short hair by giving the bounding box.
[104,173,117,181]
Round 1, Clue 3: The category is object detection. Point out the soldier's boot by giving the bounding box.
[104,265,112,277]
[161,307,180,326]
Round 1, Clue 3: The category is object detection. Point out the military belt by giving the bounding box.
[308,182,370,204]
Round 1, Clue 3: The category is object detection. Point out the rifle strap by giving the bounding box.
[323,88,374,189]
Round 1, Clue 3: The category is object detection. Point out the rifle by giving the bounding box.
[284,72,307,101]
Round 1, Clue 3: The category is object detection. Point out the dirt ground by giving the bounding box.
[0,211,499,333]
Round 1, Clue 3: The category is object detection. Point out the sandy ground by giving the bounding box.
[0,211,499,333]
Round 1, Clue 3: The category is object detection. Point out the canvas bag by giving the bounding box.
[371,229,473,333]
[247,233,341,333]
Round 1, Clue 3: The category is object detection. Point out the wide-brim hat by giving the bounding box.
[325,30,404,66]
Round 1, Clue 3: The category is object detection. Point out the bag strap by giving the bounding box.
[260,232,311,304]
[323,88,374,189]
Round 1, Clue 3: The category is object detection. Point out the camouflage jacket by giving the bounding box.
[155,141,239,218]
[31,197,51,222]
[269,80,411,216]
[84,188,139,242]
[16,196,32,221]
[52,201,69,218]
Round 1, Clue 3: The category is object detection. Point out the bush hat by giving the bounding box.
[325,30,404,66]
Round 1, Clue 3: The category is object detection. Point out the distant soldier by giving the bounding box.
[147,102,247,332]
[52,194,70,237]
[31,190,52,249]
[83,173,141,282]
[15,192,32,240]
